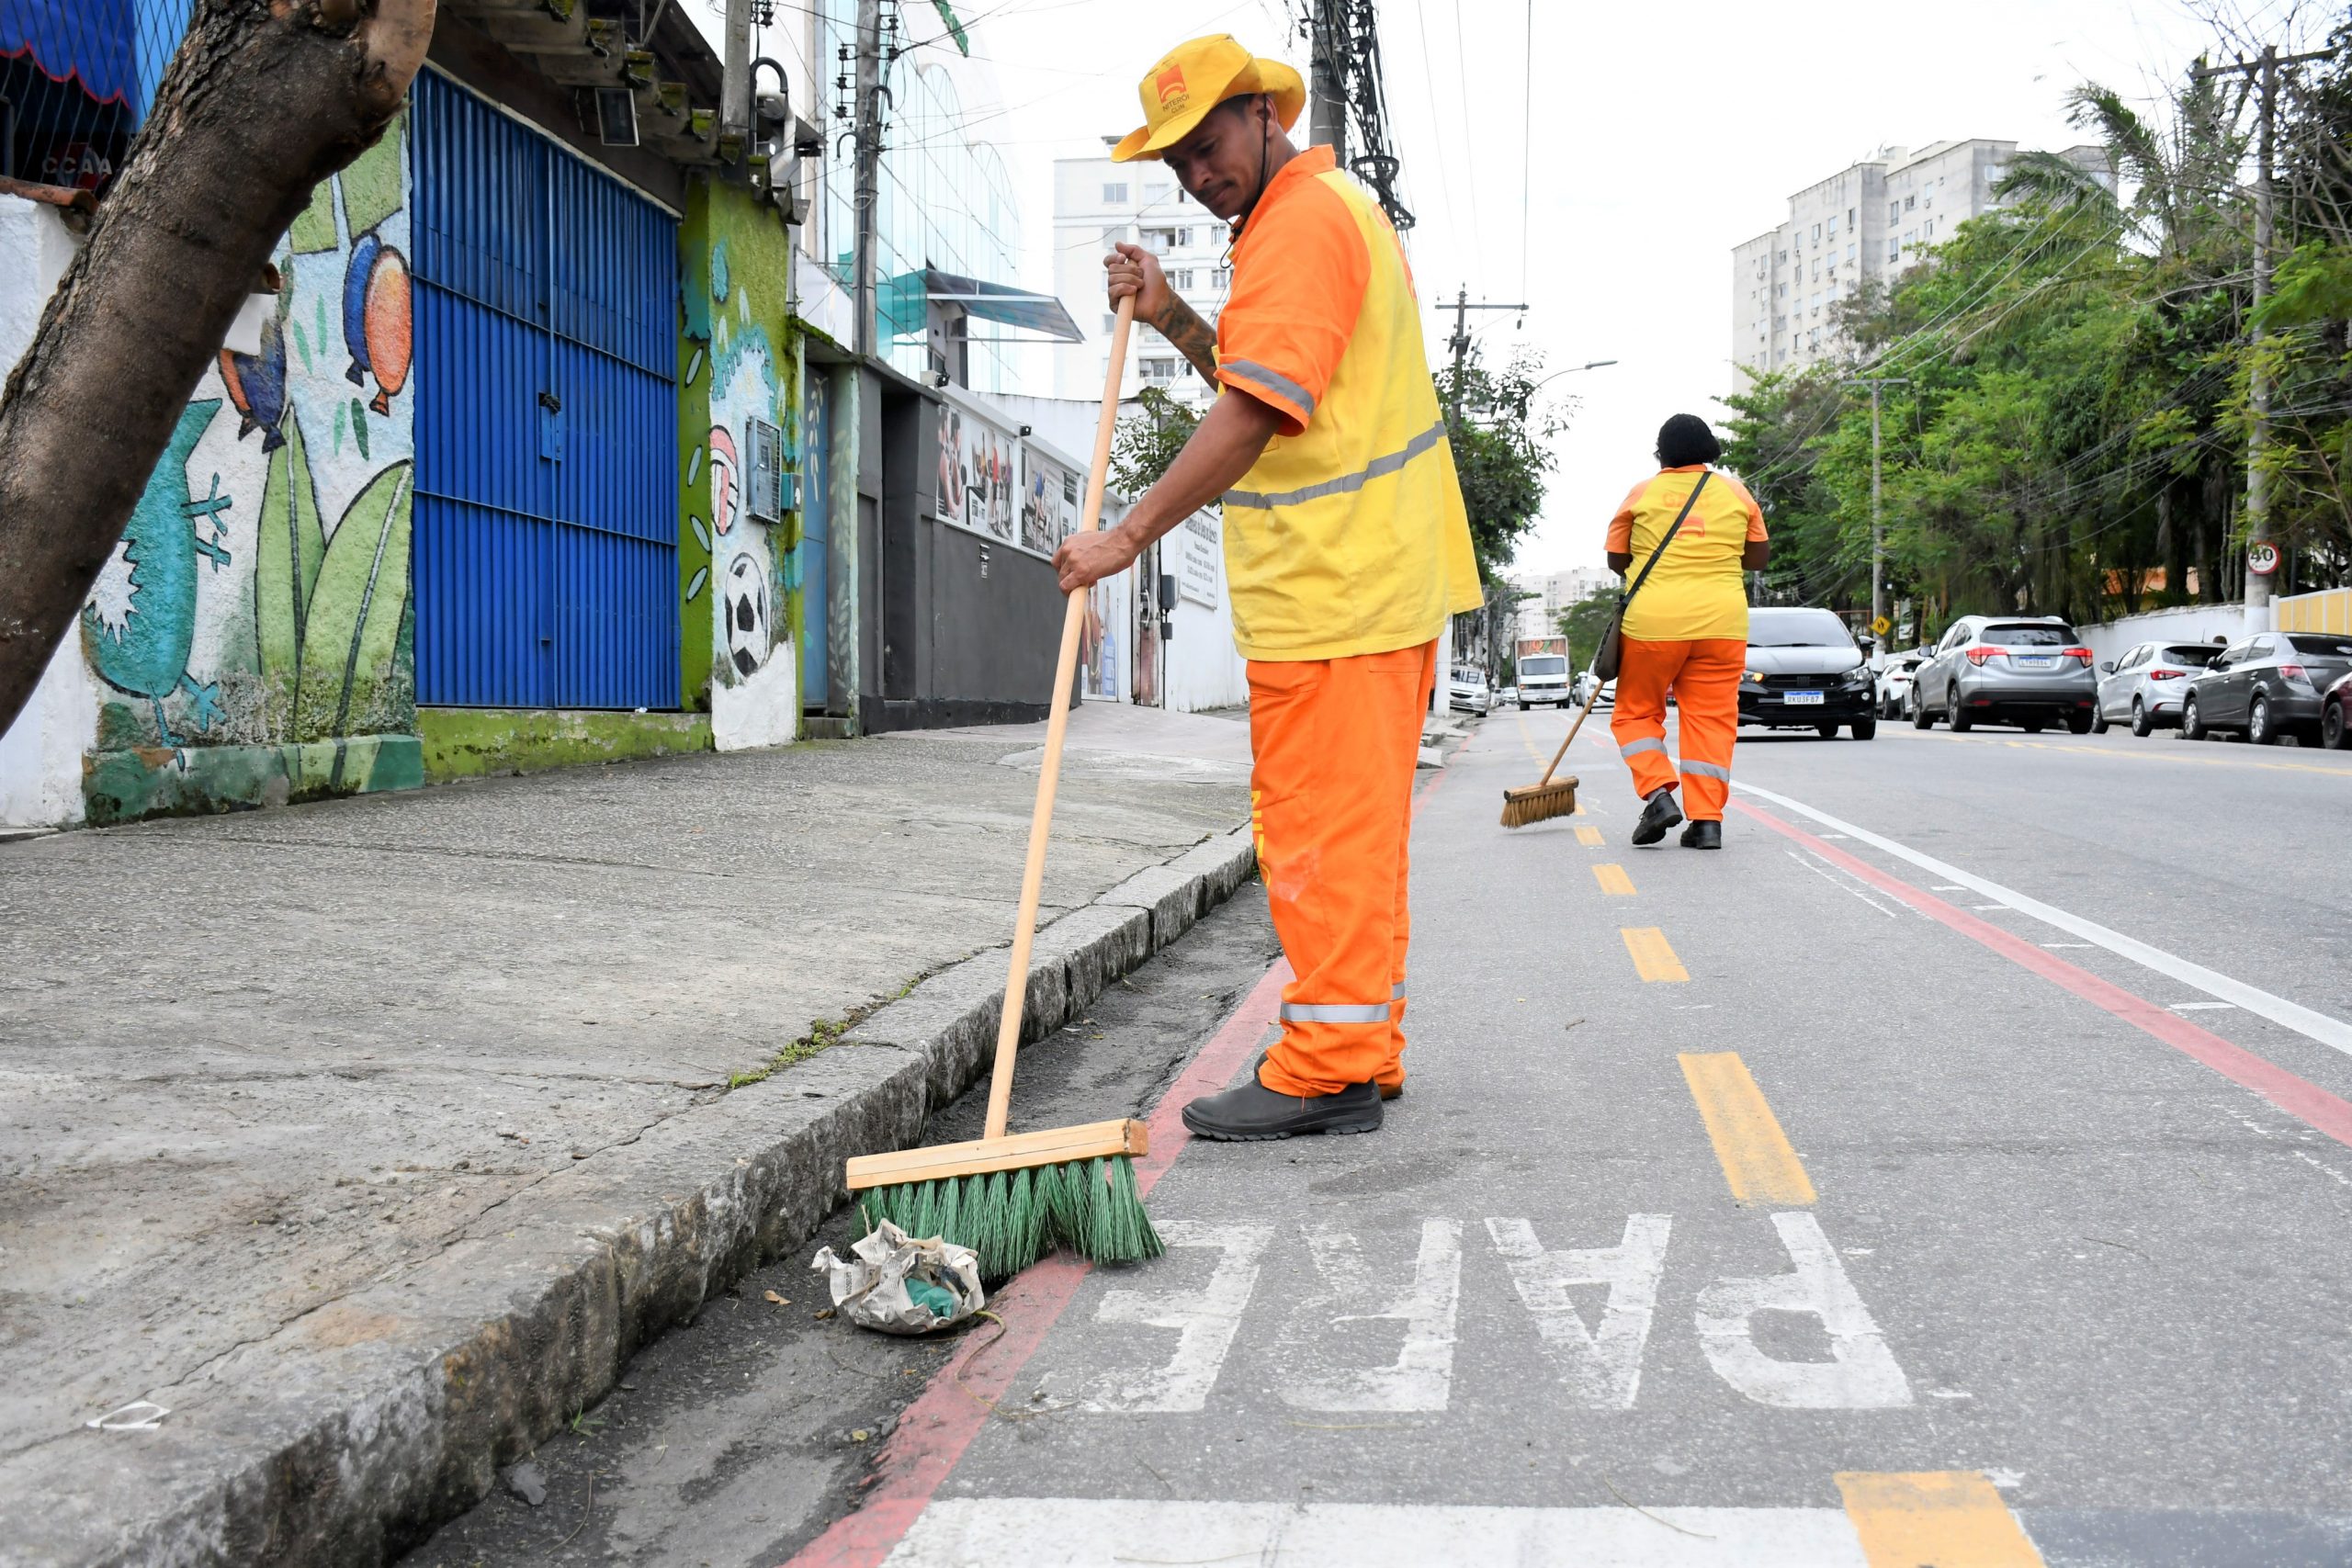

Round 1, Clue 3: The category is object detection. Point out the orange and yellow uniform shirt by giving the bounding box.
[1211,146,1483,660]
[1605,465,1769,642]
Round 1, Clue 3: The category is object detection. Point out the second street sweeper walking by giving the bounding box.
[1053,33,1482,1142]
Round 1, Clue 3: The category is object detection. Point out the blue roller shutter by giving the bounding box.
[410,69,679,709]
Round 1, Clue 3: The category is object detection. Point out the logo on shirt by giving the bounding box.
[1155,63,1188,109]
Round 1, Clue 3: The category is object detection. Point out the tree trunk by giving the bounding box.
[0,0,435,736]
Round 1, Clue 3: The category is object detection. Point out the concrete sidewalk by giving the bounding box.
[0,705,1255,1566]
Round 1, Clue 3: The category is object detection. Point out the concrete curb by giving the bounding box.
[5,826,1256,1568]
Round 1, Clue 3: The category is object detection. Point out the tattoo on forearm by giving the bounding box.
[1151,297,1220,383]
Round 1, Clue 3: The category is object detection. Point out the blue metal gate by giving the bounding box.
[410,70,679,709]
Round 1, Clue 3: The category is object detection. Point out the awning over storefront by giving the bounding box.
[922,267,1083,343]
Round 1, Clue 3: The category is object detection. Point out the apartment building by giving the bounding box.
[1052,141,1233,406]
[1733,139,2110,382]
[1512,567,1614,640]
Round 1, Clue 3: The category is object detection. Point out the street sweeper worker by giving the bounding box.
[1605,414,1770,851]
[1052,33,1482,1142]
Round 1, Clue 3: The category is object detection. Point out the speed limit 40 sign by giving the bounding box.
[2248,541,2282,576]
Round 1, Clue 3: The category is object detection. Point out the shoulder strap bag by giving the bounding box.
[1589,470,1712,683]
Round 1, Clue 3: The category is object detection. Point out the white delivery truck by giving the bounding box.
[1515,637,1572,708]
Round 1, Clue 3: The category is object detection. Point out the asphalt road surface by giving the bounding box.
[408,712,2352,1568]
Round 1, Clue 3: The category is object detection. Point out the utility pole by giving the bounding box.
[1444,287,1529,433]
[1308,1,1348,163]
[850,0,886,360]
[1843,376,1908,660]
[2193,42,2334,632]
[720,0,752,142]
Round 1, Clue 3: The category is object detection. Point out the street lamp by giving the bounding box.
[1531,358,1619,392]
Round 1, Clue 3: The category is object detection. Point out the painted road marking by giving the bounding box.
[1836,1471,2044,1567]
[2172,1000,2235,1011]
[1593,863,1636,896]
[1075,1222,1269,1413]
[1487,1215,1671,1408]
[1727,797,2352,1153]
[1576,825,1605,846]
[1623,926,1688,982]
[1679,1053,1817,1206]
[1698,1213,1912,1409]
[1283,1220,1463,1413]
[1788,849,1904,919]
[888,1498,1876,1566]
[1734,780,2352,1060]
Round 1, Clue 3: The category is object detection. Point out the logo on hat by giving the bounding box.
[1154,62,1188,108]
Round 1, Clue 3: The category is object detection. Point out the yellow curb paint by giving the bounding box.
[1575,825,1605,847]
[1678,1052,1815,1205]
[1621,927,1687,982]
[1593,863,1635,897]
[1836,1472,2044,1567]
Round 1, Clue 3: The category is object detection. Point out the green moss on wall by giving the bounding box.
[418,709,712,782]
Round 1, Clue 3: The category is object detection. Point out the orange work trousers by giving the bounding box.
[1610,637,1744,820]
[1249,639,1437,1098]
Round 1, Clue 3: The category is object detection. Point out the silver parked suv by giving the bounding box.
[1910,615,2098,734]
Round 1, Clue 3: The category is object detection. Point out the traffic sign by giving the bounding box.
[1871,615,1893,637]
[2248,541,2281,577]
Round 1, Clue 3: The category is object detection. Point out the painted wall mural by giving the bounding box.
[76,115,418,820]
[677,182,805,750]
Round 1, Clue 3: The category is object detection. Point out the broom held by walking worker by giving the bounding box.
[1052,34,1484,1143]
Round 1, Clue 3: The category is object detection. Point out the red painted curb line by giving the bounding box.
[1730,797,2352,1150]
[785,958,1291,1568]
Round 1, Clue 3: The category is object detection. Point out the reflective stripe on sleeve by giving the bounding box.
[1219,358,1317,421]
[1392,981,1406,1000]
[1620,738,1668,759]
[1224,420,1449,510]
[1681,759,1732,782]
[1280,1001,1394,1024]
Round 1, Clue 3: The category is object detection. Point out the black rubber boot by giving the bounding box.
[1679,818,1723,850]
[1631,787,1683,846]
[1182,1066,1384,1141]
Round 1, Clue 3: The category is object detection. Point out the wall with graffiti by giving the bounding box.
[57,118,420,823]
[678,180,804,750]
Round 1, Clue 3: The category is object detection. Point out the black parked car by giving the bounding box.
[2181,632,2352,744]
[1738,606,1879,739]
[2324,670,2352,750]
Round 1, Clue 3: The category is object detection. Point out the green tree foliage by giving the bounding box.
[1108,387,1200,499]
[1555,592,1618,674]
[1721,35,2352,644]
[1435,344,1568,581]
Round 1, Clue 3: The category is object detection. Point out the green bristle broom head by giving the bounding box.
[858,1156,1162,1281]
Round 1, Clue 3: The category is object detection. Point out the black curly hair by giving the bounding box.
[1656,413,1722,468]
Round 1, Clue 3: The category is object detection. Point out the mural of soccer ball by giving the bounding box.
[725,552,770,679]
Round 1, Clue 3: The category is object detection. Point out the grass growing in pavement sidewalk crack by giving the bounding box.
[725,1018,848,1089]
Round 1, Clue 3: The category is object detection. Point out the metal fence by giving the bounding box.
[0,0,191,186]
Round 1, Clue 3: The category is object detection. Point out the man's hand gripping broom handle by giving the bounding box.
[982,295,1137,1143]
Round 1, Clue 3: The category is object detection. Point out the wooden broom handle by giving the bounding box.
[1534,675,1608,788]
[982,295,1136,1143]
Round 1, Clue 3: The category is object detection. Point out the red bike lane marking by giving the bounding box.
[1729,797,2352,1150]
[785,957,1289,1568]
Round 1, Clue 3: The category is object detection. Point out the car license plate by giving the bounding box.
[1784,691,1824,705]
[2016,655,2054,668]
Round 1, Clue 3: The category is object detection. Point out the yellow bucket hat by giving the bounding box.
[1112,35,1305,164]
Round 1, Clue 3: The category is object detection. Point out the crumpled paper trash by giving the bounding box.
[810,1220,986,1335]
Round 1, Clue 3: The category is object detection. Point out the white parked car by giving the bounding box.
[1571,670,1616,709]
[1448,668,1492,716]
[1876,651,1927,718]
[2093,640,2221,736]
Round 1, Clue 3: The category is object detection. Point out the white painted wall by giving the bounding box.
[0,195,96,828]
[2077,604,2245,668]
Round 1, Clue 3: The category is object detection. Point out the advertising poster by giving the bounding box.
[1022,447,1079,555]
[935,395,1020,544]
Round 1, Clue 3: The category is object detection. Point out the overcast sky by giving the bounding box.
[899,1,2315,576]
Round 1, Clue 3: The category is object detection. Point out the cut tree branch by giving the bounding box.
[0,0,436,735]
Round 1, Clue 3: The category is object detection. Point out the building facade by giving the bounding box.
[1051,143,1231,409]
[1732,139,2111,381]
[1512,567,1612,641]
